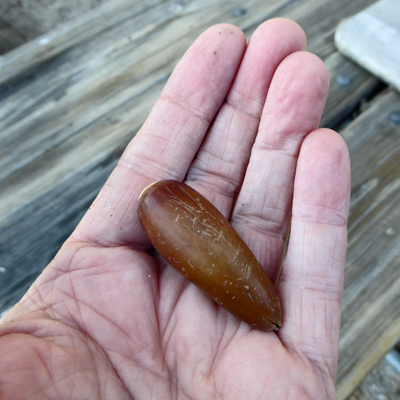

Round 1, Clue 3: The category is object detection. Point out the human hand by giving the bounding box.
[0,18,350,400]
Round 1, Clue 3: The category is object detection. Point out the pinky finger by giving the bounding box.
[277,128,351,381]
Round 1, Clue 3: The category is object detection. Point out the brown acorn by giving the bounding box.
[138,179,282,331]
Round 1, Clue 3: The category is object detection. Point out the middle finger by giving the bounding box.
[231,50,330,281]
[185,19,306,216]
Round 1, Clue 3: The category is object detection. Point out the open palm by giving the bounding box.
[0,19,350,400]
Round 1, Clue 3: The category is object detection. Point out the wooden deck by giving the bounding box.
[1,0,399,398]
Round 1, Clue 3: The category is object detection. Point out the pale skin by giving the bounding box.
[0,19,350,400]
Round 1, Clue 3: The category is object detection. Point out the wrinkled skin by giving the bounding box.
[0,19,350,400]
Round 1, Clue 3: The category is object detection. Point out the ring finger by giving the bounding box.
[231,50,330,282]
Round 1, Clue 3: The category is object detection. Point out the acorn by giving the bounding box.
[138,180,282,331]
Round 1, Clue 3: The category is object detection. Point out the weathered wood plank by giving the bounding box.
[241,0,378,59]
[0,0,378,87]
[0,0,187,128]
[0,20,25,55]
[336,89,400,400]
[0,0,294,87]
[1,0,298,131]
[0,0,163,84]
[0,0,378,131]
[335,0,400,93]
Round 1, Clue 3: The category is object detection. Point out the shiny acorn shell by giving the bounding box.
[138,179,282,331]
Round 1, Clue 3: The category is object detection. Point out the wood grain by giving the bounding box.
[0,20,25,54]
[337,89,400,399]
[0,0,164,84]
[335,0,400,92]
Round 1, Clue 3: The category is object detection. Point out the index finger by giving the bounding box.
[71,24,246,248]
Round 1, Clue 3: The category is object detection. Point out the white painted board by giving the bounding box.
[335,0,400,92]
